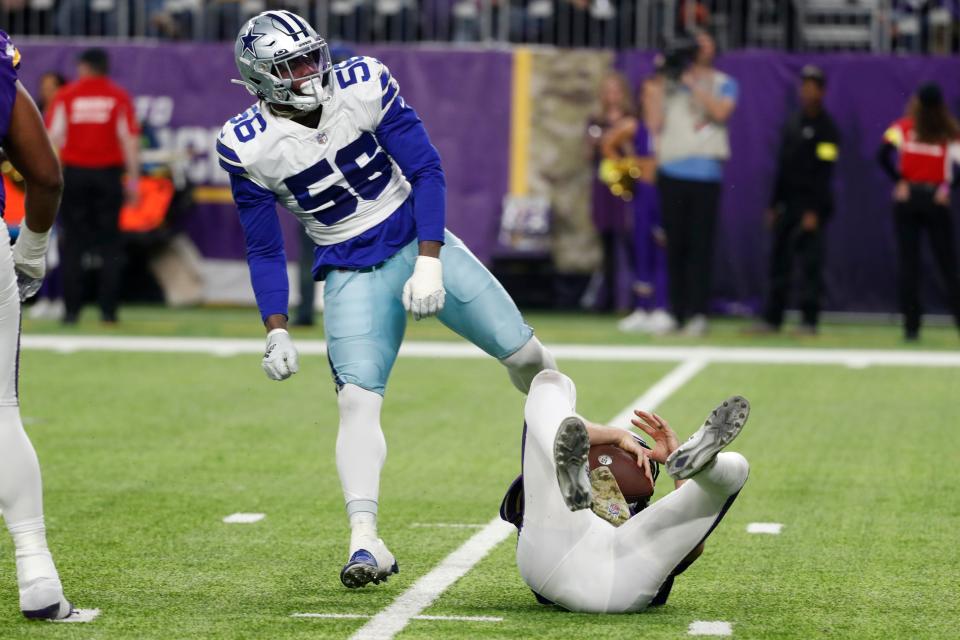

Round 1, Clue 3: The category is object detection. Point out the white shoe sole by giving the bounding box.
[666,396,750,480]
[553,417,592,511]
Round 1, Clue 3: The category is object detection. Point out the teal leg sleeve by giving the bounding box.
[436,230,533,359]
[323,243,416,396]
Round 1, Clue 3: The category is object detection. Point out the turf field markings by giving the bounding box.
[24,336,960,368]
[348,517,514,640]
[222,512,265,524]
[52,608,101,623]
[688,620,733,636]
[608,358,708,428]
[409,523,486,529]
[292,613,502,622]
[350,362,702,640]
[746,522,784,535]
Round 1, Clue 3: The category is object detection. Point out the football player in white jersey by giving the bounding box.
[0,32,74,619]
[217,11,556,588]
[500,370,749,612]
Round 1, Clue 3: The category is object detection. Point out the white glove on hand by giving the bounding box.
[402,256,445,321]
[11,225,49,302]
[262,328,299,381]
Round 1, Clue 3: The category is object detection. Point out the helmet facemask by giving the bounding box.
[265,42,334,112]
[233,22,334,116]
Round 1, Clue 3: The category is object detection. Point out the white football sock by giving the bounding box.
[501,336,558,394]
[696,452,750,496]
[349,511,378,554]
[335,384,386,553]
[0,407,63,607]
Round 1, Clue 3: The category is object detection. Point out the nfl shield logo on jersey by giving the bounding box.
[316,132,328,145]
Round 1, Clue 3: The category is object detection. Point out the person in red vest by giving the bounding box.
[878,83,960,341]
[46,48,140,324]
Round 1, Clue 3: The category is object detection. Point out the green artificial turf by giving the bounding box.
[0,309,957,638]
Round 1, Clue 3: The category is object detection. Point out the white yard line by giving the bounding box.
[21,335,960,368]
[292,613,503,622]
[746,522,784,535]
[348,518,514,640]
[348,361,703,640]
[409,523,486,529]
[52,609,101,623]
[222,513,265,524]
[688,620,733,636]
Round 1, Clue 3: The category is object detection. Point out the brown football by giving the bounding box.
[589,444,655,502]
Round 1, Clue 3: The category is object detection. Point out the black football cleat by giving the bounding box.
[553,416,593,511]
[666,396,750,480]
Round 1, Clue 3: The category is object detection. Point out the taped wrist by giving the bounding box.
[12,225,49,264]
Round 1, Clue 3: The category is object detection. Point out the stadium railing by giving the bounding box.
[0,0,956,53]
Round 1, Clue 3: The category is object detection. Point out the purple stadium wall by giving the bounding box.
[13,40,960,313]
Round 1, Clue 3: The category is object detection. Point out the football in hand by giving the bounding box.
[589,444,655,502]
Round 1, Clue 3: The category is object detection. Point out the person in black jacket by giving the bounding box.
[752,66,839,335]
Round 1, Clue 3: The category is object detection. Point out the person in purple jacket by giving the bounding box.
[0,31,75,620]
[602,81,672,335]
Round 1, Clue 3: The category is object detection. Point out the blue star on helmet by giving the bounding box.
[240,28,265,56]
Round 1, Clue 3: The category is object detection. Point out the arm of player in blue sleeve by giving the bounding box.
[230,173,289,323]
[375,97,446,244]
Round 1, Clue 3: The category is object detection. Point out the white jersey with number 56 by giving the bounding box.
[216,55,410,246]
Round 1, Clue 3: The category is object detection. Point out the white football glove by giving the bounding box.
[262,328,299,381]
[11,225,49,302]
[402,256,445,321]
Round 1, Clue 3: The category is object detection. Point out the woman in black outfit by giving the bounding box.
[878,83,960,340]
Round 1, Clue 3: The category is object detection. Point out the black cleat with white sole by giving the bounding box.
[553,416,593,511]
[666,396,750,480]
[22,597,73,621]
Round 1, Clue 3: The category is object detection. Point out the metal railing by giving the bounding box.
[1,0,957,52]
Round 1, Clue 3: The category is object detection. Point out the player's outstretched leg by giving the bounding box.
[666,396,750,480]
[553,417,592,511]
[432,231,557,394]
[0,408,73,620]
[334,384,399,588]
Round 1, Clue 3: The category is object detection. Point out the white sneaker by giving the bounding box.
[46,299,65,321]
[647,309,677,335]
[27,299,50,320]
[617,310,649,333]
[20,577,72,620]
[17,549,72,619]
[682,314,708,337]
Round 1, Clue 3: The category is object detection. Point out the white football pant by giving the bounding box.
[0,223,64,606]
[516,370,748,613]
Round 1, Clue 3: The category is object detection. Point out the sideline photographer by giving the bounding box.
[643,30,738,336]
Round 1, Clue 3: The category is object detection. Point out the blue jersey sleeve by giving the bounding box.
[230,173,289,322]
[375,96,446,244]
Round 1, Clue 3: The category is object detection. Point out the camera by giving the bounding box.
[657,36,699,80]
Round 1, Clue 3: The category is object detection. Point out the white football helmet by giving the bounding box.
[232,10,334,113]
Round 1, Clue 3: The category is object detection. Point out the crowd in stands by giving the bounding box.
[1,0,959,52]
